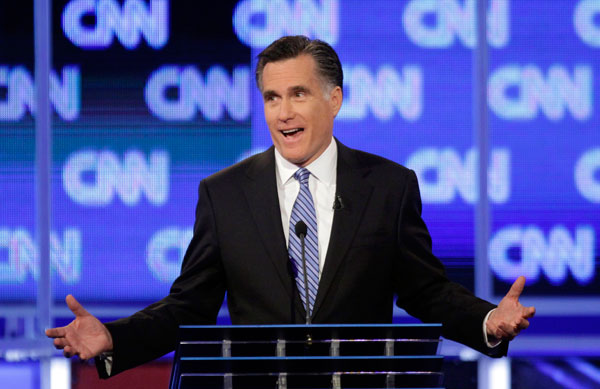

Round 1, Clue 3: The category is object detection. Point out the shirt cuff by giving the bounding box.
[98,352,113,376]
[483,308,502,348]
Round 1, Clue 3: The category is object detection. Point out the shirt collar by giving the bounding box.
[275,138,337,187]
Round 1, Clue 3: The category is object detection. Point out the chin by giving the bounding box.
[286,157,306,166]
[282,153,308,166]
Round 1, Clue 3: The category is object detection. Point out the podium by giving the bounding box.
[169,324,444,389]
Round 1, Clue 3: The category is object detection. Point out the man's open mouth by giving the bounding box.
[281,128,304,137]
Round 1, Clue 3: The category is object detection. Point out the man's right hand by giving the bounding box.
[45,295,113,360]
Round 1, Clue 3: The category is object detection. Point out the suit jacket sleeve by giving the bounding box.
[97,179,226,377]
[394,170,507,357]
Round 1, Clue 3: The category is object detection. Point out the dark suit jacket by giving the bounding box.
[99,140,507,377]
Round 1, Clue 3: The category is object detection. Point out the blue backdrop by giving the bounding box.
[0,1,598,343]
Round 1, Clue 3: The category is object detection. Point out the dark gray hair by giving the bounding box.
[255,35,343,93]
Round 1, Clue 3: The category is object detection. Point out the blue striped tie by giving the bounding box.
[288,168,320,317]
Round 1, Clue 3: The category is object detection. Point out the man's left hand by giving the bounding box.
[486,276,536,341]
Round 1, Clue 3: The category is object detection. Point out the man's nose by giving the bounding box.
[278,98,294,121]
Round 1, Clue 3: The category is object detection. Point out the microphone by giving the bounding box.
[294,220,311,325]
[295,220,307,238]
[333,194,344,210]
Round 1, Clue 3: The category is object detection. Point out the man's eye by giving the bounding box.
[295,92,305,97]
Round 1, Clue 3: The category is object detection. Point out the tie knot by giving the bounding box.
[294,168,311,186]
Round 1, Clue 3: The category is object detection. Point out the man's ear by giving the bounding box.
[329,86,343,117]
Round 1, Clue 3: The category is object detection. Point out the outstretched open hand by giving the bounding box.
[486,276,536,341]
[45,295,113,360]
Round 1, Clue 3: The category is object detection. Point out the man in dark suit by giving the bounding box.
[46,36,535,378]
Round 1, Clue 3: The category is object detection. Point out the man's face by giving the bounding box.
[261,54,342,167]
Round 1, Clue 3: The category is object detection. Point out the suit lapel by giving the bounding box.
[241,148,295,301]
[312,141,373,318]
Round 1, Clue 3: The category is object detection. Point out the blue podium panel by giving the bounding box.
[178,370,443,389]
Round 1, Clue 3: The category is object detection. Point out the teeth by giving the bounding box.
[282,128,302,135]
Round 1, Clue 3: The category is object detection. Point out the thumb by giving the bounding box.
[506,276,526,300]
[66,294,89,317]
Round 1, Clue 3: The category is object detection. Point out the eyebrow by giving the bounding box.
[262,85,313,101]
[289,85,311,95]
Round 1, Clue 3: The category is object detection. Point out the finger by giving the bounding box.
[497,325,516,340]
[493,326,510,340]
[66,294,90,318]
[46,327,67,338]
[53,338,69,350]
[524,306,536,318]
[498,321,514,335]
[517,318,530,330]
[499,321,521,338]
[63,346,73,358]
[506,276,526,299]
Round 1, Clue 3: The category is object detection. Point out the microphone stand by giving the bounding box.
[295,221,311,325]
[299,231,311,325]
